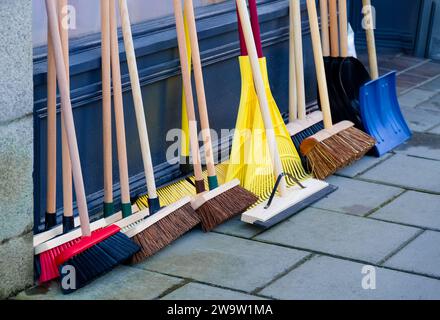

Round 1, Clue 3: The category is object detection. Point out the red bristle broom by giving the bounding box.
[37,0,140,294]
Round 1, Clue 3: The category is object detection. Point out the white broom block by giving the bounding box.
[45,0,91,236]
[119,0,158,200]
[190,179,240,210]
[286,110,324,136]
[362,0,379,79]
[236,0,287,196]
[242,179,331,224]
[184,0,217,179]
[35,204,145,254]
[33,204,140,248]
[110,0,131,206]
[123,197,192,238]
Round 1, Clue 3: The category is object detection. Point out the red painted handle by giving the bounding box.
[236,0,263,58]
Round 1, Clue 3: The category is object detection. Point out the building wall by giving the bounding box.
[0,0,34,299]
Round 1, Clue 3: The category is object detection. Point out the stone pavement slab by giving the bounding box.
[312,176,403,216]
[429,125,440,135]
[401,105,440,132]
[255,208,420,264]
[162,283,265,300]
[260,255,440,300]
[213,216,262,239]
[15,266,183,300]
[394,132,440,161]
[419,77,440,92]
[371,191,440,231]
[384,231,440,278]
[407,61,440,78]
[399,89,436,108]
[418,93,440,111]
[337,154,392,178]
[134,231,310,293]
[360,154,440,193]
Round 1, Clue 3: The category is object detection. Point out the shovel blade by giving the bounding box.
[360,72,412,157]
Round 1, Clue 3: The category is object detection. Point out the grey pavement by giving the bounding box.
[16,53,440,300]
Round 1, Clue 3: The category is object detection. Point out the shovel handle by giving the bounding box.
[339,0,348,57]
[101,0,113,211]
[289,0,298,122]
[59,0,73,219]
[292,0,306,120]
[362,0,379,79]
[173,0,205,188]
[110,0,131,209]
[329,0,339,57]
[307,0,332,129]
[119,0,158,200]
[236,0,287,196]
[184,0,217,182]
[45,0,91,236]
[320,0,330,57]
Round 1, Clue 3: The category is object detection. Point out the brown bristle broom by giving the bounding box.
[117,0,200,263]
[300,0,375,180]
[175,0,258,232]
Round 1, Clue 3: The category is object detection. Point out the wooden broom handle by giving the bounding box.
[320,0,330,57]
[236,0,287,196]
[118,0,158,200]
[45,0,91,236]
[184,0,216,179]
[329,0,339,57]
[110,0,131,206]
[46,10,57,216]
[307,0,333,129]
[173,0,204,183]
[339,0,348,57]
[101,0,113,205]
[59,0,73,218]
[293,0,306,120]
[289,0,298,122]
[362,0,379,79]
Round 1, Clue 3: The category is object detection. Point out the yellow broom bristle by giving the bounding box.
[130,203,199,264]
[307,127,376,180]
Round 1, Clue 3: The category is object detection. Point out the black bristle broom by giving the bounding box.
[44,0,140,293]
[299,0,375,180]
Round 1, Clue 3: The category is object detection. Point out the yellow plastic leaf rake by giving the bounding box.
[225,57,310,199]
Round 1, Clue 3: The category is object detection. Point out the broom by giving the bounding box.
[182,0,258,231]
[40,0,140,293]
[174,0,257,232]
[286,0,324,169]
[300,0,375,180]
[117,0,200,262]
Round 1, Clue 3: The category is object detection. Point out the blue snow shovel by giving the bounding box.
[358,0,411,157]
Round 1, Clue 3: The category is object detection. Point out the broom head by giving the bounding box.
[300,121,376,179]
[287,111,325,170]
[123,197,200,264]
[191,179,258,232]
[56,224,140,293]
